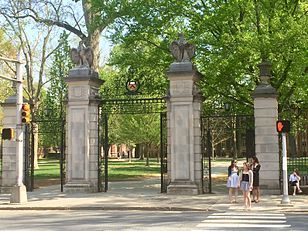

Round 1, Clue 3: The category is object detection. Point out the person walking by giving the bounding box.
[289,169,303,196]
[226,159,239,203]
[251,156,261,203]
[239,162,253,210]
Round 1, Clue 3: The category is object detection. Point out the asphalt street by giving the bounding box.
[0,210,307,231]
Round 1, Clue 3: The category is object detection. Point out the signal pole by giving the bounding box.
[10,51,28,203]
[0,53,28,203]
[276,120,291,205]
[281,132,290,204]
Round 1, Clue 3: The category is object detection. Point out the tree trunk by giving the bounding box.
[32,122,39,169]
[82,0,102,71]
[145,143,150,167]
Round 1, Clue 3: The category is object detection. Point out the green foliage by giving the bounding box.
[108,114,161,146]
[94,0,307,117]
[0,29,16,126]
[39,32,72,147]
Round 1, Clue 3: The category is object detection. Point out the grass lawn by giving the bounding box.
[34,158,160,181]
[28,157,308,183]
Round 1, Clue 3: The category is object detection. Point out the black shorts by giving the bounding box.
[291,181,298,186]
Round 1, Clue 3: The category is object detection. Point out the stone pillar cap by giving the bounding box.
[1,95,29,106]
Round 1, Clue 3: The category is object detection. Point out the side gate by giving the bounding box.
[201,115,255,193]
[24,118,66,192]
[97,98,167,193]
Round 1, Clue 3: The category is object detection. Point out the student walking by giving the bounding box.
[226,160,239,203]
[251,156,261,203]
[239,162,253,210]
[289,169,303,196]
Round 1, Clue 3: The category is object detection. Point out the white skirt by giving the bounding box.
[227,173,239,188]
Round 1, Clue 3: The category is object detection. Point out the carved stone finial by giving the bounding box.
[170,33,195,62]
[258,60,272,85]
[70,41,94,68]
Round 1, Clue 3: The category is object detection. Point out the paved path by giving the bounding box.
[0,178,307,213]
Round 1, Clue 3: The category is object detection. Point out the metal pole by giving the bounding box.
[207,130,212,193]
[30,129,35,191]
[97,105,102,192]
[104,113,109,192]
[281,132,290,204]
[10,51,28,203]
[160,112,164,193]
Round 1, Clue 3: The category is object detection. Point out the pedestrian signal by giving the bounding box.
[276,120,290,133]
[1,128,14,140]
[21,103,31,123]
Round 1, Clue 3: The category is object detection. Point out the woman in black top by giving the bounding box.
[252,156,261,203]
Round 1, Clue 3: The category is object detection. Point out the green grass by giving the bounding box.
[33,158,160,181]
[108,159,160,180]
[34,160,60,179]
[24,157,308,181]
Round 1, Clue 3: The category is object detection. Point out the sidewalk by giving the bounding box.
[0,179,307,213]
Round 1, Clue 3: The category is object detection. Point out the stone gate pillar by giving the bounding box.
[252,60,280,194]
[64,67,104,192]
[166,35,202,195]
[1,96,18,193]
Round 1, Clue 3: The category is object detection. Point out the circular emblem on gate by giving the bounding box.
[126,80,140,94]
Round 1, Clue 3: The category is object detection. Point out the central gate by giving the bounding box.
[98,97,168,193]
[201,115,255,193]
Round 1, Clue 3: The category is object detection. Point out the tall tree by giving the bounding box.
[101,0,307,115]
[0,0,62,168]
[0,29,16,126]
[39,32,72,149]
[0,0,140,70]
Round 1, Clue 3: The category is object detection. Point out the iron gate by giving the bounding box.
[98,97,167,193]
[24,118,66,192]
[201,115,254,193]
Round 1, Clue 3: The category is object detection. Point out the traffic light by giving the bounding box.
[276,120,291,133]
[1,128,14,140]
[21,103,31,123]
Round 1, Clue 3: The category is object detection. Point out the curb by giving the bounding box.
[0,206,210,212]
[0,205,307,213]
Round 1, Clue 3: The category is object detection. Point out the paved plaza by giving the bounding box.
[0,178,307,213]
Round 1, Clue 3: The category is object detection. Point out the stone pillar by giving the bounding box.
[166,61,202,195]
[64,68,104,193]
[252,60,280,194]
[1,96,18,193]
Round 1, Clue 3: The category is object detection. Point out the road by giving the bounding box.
[0,210,307,231]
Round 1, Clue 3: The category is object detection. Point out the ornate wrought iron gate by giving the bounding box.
[98,97,167,193]
[201,115,254,193]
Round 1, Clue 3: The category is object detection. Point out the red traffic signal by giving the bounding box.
[21,103,31,123]
[276,120,290,133]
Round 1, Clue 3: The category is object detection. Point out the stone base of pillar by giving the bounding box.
[260,188,281,195]
[167,181,199,195]
[64,182,97,193]
[10,184,28,204]
[260,181,281,195]
[0,186,13,194]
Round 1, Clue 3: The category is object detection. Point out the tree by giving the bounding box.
[39,32,72,149]
[0,0,63,168]
[101,0,306,115]
[0,0,142,70]
[0,29,16,127]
